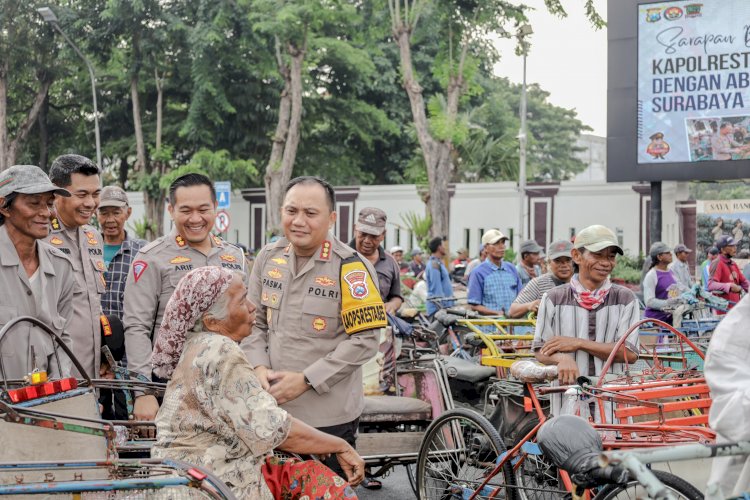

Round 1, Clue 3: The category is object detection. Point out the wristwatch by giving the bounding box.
[303,374,312,387]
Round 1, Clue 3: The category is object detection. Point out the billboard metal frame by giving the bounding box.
[607,0,750,182]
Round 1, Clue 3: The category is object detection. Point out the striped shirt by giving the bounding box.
[513,273,565,305]
[533,283,640,416]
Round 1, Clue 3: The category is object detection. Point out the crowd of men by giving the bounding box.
[2,157,748,493]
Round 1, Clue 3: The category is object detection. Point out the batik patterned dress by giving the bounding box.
[152,331,291,499]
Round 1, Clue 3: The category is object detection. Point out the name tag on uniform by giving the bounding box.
[340,260,387,335]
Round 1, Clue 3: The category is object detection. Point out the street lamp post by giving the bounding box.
[37,7,102,168]
[517,24,533,247]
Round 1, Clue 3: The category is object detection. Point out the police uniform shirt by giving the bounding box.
[43,217,105,379]
[122,228,247,381]
[0,225,77,379]
[243,235,385,428]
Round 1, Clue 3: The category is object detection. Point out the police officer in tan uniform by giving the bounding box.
[43,155,105,380]
[123,173,246,420]
[243,176,383,471]
[0,165,76,379]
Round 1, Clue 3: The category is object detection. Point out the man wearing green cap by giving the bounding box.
[0,165,77,379]
[533,225,640,416]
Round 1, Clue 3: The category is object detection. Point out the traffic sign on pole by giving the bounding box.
[215,210,231,233]
[215,181,231,209]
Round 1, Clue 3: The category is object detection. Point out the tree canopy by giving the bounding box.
[4,0,595,226]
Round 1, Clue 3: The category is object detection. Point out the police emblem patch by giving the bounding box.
[95,260,105,271]
[270,293,279,305]
[220,254,236,263]
[132,260,148,283]
[170,256,192,264]
[262,291,269,303]
[312,317,327,331]
[267,268,283,279]
[50,237,63,245]
[343,270,369,299]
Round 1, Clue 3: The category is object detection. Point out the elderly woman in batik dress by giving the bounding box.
[150,266,362,499]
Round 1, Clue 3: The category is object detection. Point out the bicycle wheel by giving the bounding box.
[594,469,703,500]
[406,463,418,497]
[512,419,567,500]
[416,408,515,500]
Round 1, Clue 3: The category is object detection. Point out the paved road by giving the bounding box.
[356,465,416,500]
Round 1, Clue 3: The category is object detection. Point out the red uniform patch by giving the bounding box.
[132,260,148,283]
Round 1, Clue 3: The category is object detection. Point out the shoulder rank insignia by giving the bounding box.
[170,256,191,265]
[284,243,292,254]
[50,217,60,231]
[319,240,332,260]
[175,235,186,248]
[212,235,223,246]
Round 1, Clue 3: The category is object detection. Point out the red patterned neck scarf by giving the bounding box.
[570,274,612,311]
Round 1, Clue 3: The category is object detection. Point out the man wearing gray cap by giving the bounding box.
[44,154,105,380]
[409,247,425,279]
[669,243,693,289]
[516,239,544,288]
[349,207,403,315]
[97,186,147,320]
[0,165,77,379]
[509,239,574,318]
[534,225,639,416]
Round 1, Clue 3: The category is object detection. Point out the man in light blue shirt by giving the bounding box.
[425,236,454,316]
[468,229,522,316]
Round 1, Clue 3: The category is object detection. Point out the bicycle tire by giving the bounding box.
[594,469,703,500]
[416,407,515,500]
[406,462,418,498]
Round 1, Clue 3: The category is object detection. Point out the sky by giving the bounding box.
[492,0,608,136]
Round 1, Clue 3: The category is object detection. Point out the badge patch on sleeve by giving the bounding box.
[340,258,387,334]
[132,260,148,283]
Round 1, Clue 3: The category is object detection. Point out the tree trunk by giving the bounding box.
[395,27,451,238]
[118,157,129,188]
[0,64,8,172]
[130,76,147,172]
[155,69,163,152]
[4,78,52,169]
[264,39,305,236]
[38,93,49,171]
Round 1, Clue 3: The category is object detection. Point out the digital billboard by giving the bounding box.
[608,0,750,181]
